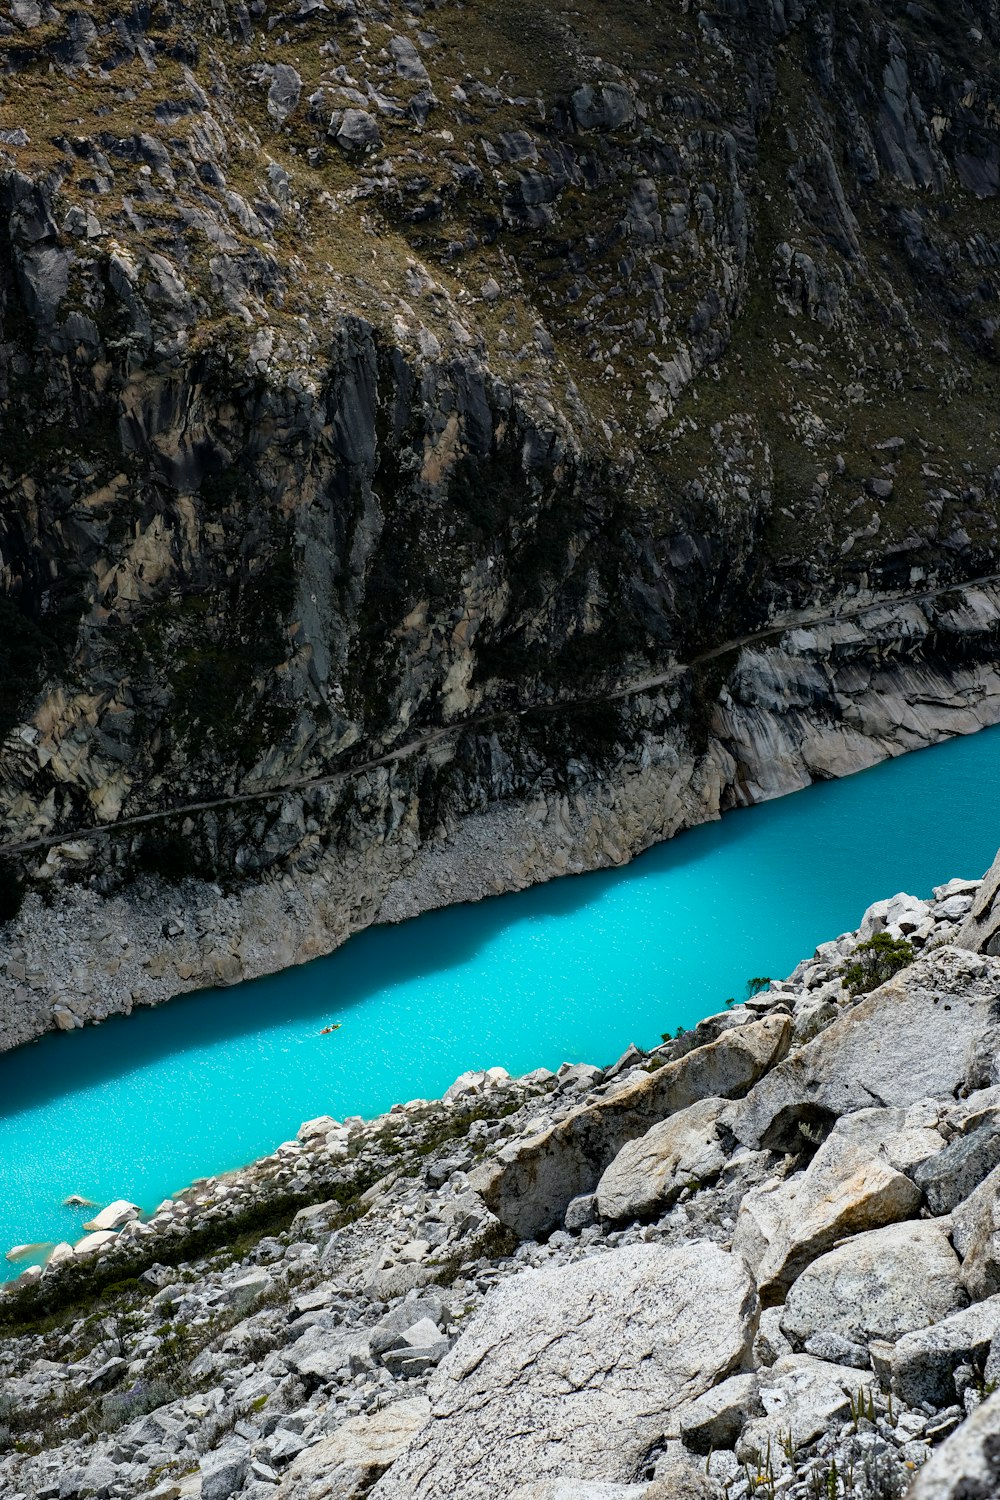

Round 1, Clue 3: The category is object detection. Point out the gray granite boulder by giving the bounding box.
[370,1294,448,1356]
[511,1477,723,1500]
[474,1016,790,1239]
[275,1399,431,1499]
[335,109,381,152]
[596,1097,728,1223]
[510,1487,655,1500]
[780,1220,967,1346]
[915,1113,1000,1215]
[728,950,1000,1152]
[732,1109,923,1301]
[676,1373,762,1455]
[267,64,301,124]
[953,1162,1000,1299]
[201,1445,250,1500]
[907,1389,1000,1499]
[284,1327,374,1383]
[736,1355,876,1461]
[371,1243,757,1499]
[870,1295,1000,1406]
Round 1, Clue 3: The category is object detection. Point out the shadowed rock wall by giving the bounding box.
[3,0,1000,1040]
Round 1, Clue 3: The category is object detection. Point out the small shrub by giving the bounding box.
[100,1378,177,1432]
[840,933,914,996]
[746,976,772,999]
[155,1321,194,1378]
[100,1279,144,1357]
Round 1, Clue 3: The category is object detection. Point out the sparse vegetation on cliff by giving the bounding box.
[840,933,915,997]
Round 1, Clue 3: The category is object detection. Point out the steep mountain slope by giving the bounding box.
[4,0,1000,1038]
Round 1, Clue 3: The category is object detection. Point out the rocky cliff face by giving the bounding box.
[4,0,1000,1039]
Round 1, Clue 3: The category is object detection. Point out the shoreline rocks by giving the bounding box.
[473,1013,791,1240]
[5,870,1000,1498]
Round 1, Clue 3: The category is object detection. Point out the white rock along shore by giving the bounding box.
[6,853,1000,1498]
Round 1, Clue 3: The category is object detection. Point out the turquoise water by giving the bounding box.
[2,726,1000,1276]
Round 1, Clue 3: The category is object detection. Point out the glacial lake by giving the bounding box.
[2,725,1000,1277]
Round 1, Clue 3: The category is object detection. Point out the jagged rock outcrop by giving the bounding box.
[959,848,1000,956]
[4,0,1000,1041]
[726,948,1000,1152]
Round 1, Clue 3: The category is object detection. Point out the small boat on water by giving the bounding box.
[319,1023,342,1035]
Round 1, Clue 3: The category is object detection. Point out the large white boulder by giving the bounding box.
[297,1115,340,1142]
[732,1109,923,1300]
[371,1243,757,1499]
[595,1097,729,1223]
[443,1067,510,1104]
[83,1199,139,1232]
[74,1230,119,1256]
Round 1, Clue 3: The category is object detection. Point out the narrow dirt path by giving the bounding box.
[3,569,998,857]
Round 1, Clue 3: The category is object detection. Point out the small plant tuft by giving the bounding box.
[840,933,914,996]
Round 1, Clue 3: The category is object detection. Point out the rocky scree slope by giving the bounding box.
[7,0,1000,1041]
[6,858,1000,1497]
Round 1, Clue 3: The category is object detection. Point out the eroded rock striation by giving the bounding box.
[6,871,1000,1496]
[5,0,1000,1042]
[374,1243,757,1499]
